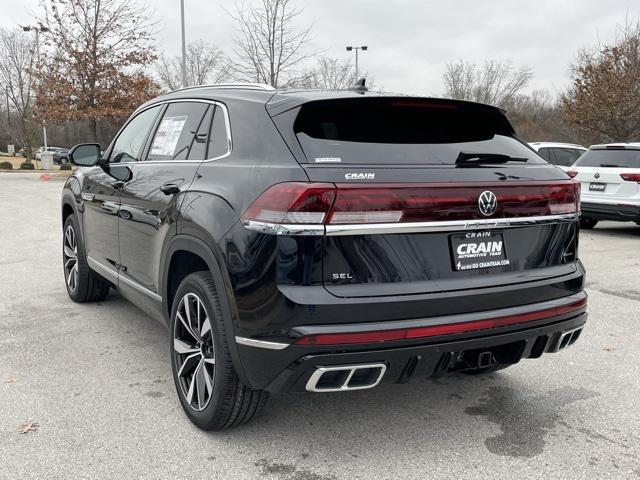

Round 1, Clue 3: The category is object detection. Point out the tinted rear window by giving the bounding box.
[293,98,543,165]
[554,148,585,166]
[575,149,640,168]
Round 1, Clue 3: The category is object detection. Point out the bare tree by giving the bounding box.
[157,40,230,91]
[228,0,315,87]
[298,57,353,89]
[292,56,377,90]
[34,0,159,143]
[562,17,640,143]
[443,60,533,108]
[507,90,580,142]
[0,28,39,153]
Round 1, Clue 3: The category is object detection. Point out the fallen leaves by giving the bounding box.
[17,421,39,434]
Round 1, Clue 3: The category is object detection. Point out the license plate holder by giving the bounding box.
[589,182,606,192]
[450,231,510,271]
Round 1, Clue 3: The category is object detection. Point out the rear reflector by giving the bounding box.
[294,298,587,346]
[620,173,640,182]
[241,181,580,225]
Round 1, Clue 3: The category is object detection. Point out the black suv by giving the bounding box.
[61,84,587,430]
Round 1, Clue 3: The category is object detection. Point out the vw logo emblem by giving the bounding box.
[478,191,498,216]
[594,172,600,179]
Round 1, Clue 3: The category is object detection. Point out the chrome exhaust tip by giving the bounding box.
[552,326,583,352]
[305,363,387,392]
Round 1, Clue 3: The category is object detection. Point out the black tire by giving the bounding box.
[460,364,511,376]
[170,271,268,430]
[580,217,598,229]
[62,215,110,302]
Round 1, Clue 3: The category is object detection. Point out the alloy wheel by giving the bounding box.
[63,225,79,292]
[173,292,216,412]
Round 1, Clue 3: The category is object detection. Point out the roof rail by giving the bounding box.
[169,83,276,94]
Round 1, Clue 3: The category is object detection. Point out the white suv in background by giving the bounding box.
[529,142,587,170]
[568,143,640,229]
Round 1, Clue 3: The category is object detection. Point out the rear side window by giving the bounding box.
[537,148,555,163]
[292,98,543,165]
[575,149,640,168]
[147,102,209,161]
[188,106,214,160]
[554,148,584,166]
[208,106,230,159]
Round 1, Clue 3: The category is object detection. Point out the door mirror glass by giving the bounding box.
[108,165,133,182]
[69,143,101,167]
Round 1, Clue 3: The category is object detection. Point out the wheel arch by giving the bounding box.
[61,175,82,228]
[62,201,74,226]
[161,234,251,387]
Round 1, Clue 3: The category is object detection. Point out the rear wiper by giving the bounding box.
[599,164,620,168]
[456,152,529,166]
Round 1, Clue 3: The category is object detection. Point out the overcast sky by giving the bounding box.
[2,0,639,97]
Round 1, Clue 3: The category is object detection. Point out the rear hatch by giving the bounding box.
[267,96,580,298]
[570,146,640,203]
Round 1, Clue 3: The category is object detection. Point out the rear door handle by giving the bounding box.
[160,183,181,195]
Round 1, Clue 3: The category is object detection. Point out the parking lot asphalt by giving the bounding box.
[1,172,639,480]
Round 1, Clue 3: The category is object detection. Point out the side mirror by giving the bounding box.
[68,143,102,167]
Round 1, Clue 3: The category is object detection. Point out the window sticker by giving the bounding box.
[150,116,187,156]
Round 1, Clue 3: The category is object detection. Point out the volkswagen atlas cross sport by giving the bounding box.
[567,143,640,229]
[61,83,587,430]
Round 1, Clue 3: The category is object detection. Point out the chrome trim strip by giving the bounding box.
[108,99,232,166]
[86,256,118,281]
[119,274,163,303]
[86,256,162,302]
[235,336,290,350]
[242,213,579,236]
[241,220,325,236]
[325,213,579,236]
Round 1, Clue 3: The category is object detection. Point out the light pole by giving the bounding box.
[180,0,188,88]
[5,87,9,125]
[346,45,368,81]
[22,24,49,149]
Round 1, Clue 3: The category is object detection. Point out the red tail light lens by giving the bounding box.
[566,170,579,178]
[241,181,579,226]
[241,182,335,224]
[620,173,640,182]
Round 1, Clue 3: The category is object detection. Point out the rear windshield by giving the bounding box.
[293,98,544,165]
[574,148,640,168]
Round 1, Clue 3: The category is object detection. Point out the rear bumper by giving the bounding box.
[235,293,587,392]
[581,201,640,222]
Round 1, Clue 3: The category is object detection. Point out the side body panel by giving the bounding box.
[78,166,122,278]
[119,163,199,295]
[172,97,309,317]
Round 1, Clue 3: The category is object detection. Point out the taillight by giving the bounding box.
[566,170,579,178]
[241,181,580,226]
[620,173,640,182]
[241,182,335,224]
